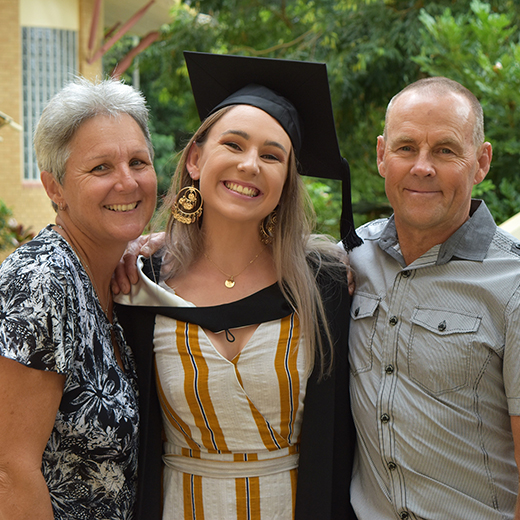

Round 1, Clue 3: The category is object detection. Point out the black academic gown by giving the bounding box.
[117,256,357,520]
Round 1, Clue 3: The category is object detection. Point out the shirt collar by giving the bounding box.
[378,200,496,266]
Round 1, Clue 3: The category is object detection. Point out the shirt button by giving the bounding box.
[387,461,397,470]
[438,320,447,332]
[389,316,398,326]
[385,365,394,375]
[354,307,360,317]
[380,413,390,423]
[399,512,409,519]
[402,270,411,278]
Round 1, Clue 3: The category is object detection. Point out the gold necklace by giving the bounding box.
[56,225,111,316]
[203,248,265,288]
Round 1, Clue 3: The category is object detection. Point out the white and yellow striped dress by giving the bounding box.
[153,300,307,520]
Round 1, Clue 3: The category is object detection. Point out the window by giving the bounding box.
[22,27,77,181]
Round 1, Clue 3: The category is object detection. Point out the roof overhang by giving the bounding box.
[104,0,176,36]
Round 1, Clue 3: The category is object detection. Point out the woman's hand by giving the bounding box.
[346,257,355,296]
[111,233,166,295]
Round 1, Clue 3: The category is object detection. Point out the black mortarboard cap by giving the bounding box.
[183,51,362,250]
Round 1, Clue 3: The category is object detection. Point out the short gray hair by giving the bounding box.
[384,76,485,147]
[34,77,153,194]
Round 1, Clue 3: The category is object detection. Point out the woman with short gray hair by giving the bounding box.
[0,77,157,519]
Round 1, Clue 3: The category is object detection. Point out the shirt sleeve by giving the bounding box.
[0,246,75,374]
[504,282,520,415]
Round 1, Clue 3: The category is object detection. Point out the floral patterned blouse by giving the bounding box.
[0,225,139,519]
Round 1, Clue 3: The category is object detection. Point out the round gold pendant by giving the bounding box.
[225,278,235,288]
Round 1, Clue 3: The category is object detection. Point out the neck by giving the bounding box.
[203,235,267,273]
[55,217,126,317]
[201,218,267,266]
[197,218,274,292]
[396,224,459,265]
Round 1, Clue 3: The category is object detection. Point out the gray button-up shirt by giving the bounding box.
[349,200,520,520]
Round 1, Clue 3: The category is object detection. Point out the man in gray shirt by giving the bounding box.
[349,76,520,519]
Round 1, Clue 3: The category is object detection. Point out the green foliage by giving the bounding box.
[104,0,520,236]
[414,0,520,223]
[0,200,35,251]
[304,178,343,237]
[0,200,13,251]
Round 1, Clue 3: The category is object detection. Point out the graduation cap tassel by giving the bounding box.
[340,158,363,252]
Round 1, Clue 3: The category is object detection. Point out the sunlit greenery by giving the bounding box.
[104,0,520,238]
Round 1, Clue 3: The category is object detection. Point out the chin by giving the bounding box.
[108,224,148,244]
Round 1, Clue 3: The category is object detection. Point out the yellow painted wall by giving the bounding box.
[0,0,102,261]
[20,0,79,29]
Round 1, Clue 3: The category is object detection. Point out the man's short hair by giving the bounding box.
[384,77,485,147]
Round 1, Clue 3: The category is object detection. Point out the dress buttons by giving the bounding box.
[385,365,394,375]
[402,270,411,278]
[438,320,447,331]
[380,413,390,423]
[389,316,398,326]
[399,512,409,519]
[387,461,397,470]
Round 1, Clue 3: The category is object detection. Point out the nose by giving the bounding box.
[237,149,260,175]
[114,164,139,191]
[410,150,435,177]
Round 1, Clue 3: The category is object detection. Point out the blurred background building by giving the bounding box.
[0,0,173,259]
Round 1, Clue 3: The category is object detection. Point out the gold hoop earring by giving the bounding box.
[172,181,203,224]
[260,210,277,244]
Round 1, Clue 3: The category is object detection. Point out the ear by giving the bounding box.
[186,142,202,181]
[473,142,492,185]
[41,171,65,208]
[376,135,387,178]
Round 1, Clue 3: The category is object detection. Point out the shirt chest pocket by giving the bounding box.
[349,293,381,375]
[408,308,481,395]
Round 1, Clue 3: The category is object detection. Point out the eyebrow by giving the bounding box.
[221,129,288,155]
[435,138,462,149]
[391,135,462,150]
[86,148,150,162]
[389,135,415,146]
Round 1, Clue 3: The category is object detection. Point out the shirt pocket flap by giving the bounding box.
[351,293,380,320]
[411,308,481,335]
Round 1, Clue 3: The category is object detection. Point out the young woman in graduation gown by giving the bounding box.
[116,51,361,520]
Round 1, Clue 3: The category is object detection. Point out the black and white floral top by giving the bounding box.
[0,225,139,520]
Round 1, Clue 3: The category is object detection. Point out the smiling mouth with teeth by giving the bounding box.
[105,202,139,212]
[224,182,259,197]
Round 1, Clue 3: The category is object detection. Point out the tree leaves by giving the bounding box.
[104,0,520,235]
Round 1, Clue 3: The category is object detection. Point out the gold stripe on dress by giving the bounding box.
[276,314,301,444]
[236,477,261,520]
[234,361,286,450]
[155,360,199,451]
[178,321,229,453]
[183,472,204,519]
[290,467,298,516]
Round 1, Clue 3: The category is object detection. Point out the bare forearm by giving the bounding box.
[0,467,54,520]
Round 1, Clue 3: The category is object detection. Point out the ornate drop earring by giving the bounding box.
[260,210,277,244]
[172,175,203,224]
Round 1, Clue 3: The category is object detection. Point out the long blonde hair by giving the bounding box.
[156,106,348,377]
